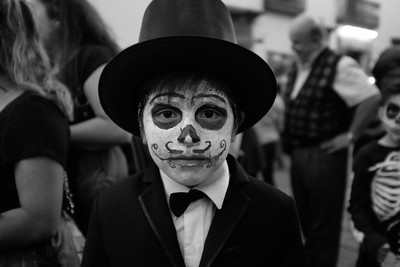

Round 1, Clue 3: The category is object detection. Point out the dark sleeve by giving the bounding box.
[77,45,114,84]
[1,94,70,167]
[348,145,387,257]
[81,195,108,267]
[281,196,306,267]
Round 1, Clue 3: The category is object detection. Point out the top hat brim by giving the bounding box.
[99,36,277,136]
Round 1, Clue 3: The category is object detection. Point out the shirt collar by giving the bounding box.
[160,160,229,210]
[296,46,326,70]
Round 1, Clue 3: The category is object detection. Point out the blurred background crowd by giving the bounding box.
[1,0,400,266]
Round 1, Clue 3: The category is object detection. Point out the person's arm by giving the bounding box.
[70,64,132,150]
[0,157,64,249]
[348,148,388,262]
[81,195,108,267]
[321,56,381,153]
[378,243,398,266]
[321,94,381,153]
[281,197,306,267]
[229,132,243,159]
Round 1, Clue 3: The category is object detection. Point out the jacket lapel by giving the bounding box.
[138,164,186,267]
[199,156,251,267]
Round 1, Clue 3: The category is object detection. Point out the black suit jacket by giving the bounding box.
[82,155,305,267]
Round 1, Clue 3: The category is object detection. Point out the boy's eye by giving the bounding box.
[196,105,227,130]
[386,103,400,119]
[152,105,182,129]
[162,111,174,118]
[202,110,220,119]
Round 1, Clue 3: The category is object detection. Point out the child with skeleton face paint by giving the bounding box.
[349,81,400,266]
[82,0,305,266]
[138,72,242,187]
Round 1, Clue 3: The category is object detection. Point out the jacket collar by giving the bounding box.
[160,160,230,210]
[139,154,250,267]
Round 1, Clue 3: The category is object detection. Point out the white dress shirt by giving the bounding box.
[160,160,229,267]
[291,47,380,107]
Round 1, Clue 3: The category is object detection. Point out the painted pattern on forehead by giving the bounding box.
[191,93,227,105]
[147,88,229,109]
[149,92,186,104]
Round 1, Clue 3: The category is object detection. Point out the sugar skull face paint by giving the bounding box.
[141,85,235,187]
[379,95,400,144]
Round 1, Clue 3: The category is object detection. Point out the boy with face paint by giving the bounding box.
[82,1,305,267]
[138,73,239,188]
[349,81,400,267]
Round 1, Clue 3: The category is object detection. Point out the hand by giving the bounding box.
[320,132,353,154]
[381,251,400,267]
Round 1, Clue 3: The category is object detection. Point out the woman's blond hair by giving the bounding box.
[0,0,73,120]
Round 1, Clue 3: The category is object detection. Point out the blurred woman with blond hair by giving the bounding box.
[28,0,132,236]
[0,0,73,265]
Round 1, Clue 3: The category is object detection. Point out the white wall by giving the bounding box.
[88,0,399,62]
[87,0,150,49]
[252,13,293,59]
[252,0,340,61]
[373,0,400,60]
[306,0,336,28]
[88,0,264,49]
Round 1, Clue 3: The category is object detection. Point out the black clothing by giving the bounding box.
[349,141,400,266]
[0,92,69,213]
[284,48,350,148]
[82,155,306,267]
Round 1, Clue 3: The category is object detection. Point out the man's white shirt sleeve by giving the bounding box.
[333,56,380,107]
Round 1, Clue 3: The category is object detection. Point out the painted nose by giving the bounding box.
[177,125,200,145]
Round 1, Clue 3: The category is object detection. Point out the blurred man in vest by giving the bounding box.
[283,13,381,267]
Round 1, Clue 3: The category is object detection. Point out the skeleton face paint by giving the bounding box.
[379,95,400,145]
[142,86,235,187]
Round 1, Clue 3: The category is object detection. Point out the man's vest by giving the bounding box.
[283,48,353,147]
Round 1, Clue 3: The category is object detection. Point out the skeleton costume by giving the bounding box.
[349,141,400,265]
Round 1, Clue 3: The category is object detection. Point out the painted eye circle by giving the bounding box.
[151,106,182,129]
[154,109,180,121]
[198,109,224,120]
[386,103,400,119]
[196,106,227,130]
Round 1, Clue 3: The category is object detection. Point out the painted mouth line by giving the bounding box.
[164,141,212,154]
[151,139,227,169]
[168,157,207,160]
[168,158,211,168]
[175,162,203,167]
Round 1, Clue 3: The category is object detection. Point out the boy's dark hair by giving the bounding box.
[372,47,400,90]
[380,79,400,106]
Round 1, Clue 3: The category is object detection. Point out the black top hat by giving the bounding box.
[99,0,277,136]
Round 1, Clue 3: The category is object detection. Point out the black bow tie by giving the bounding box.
[169,189,207,217]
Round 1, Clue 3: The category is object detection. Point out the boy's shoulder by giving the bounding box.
[356,140,385,158]
[357,139,400,155]
[355,140,400,168]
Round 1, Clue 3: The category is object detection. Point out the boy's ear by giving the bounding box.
[140,128,147,145]
[142,135,147,145]
[231,132,237,142]
[231,111,245,141]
